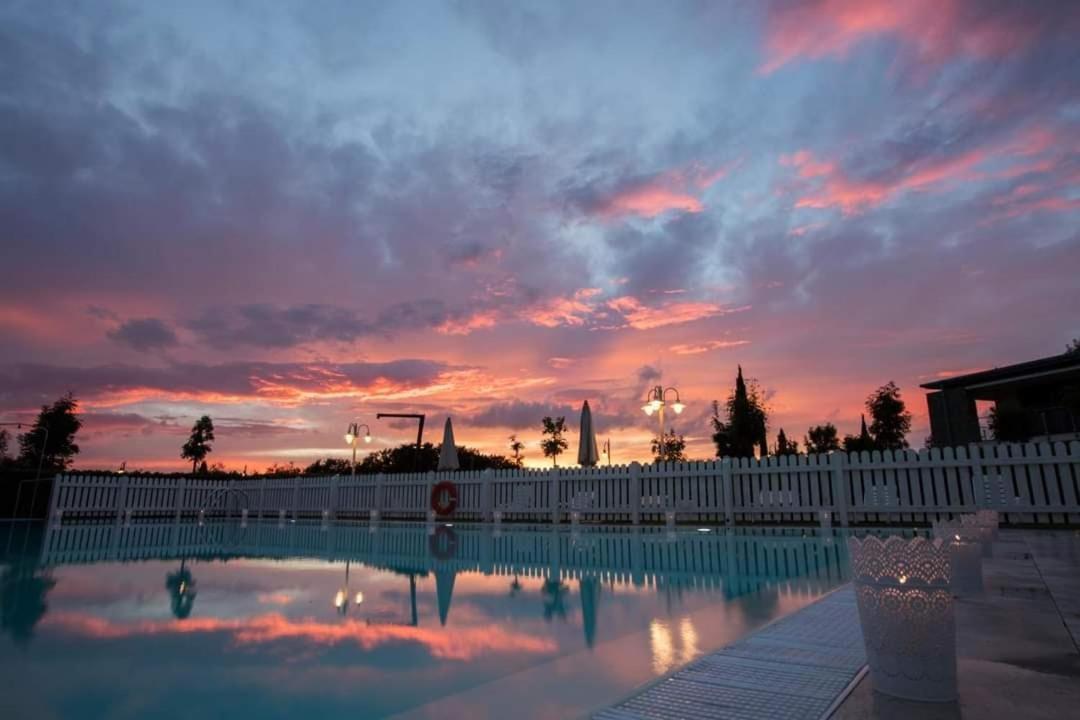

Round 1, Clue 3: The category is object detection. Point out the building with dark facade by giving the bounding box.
[921,352,1080,446]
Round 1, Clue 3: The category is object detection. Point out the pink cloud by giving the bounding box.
[760,0,1038,74]
[522,288,601,327]
[588,162,731,220]
[436,310,499,335]
[521,290,747,331]
[670,339,751,355]
[43,611,557,661]
[605,297,747,330]
[781,124,1069,215]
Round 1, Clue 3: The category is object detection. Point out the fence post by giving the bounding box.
[115,474,130,524]
[329,475,340,521]
[722,458,734,525]
[968,443,986,509]
[831,452,849,526]
[481,469,494,522]
[426,471,436,522]
[257,477,266,520]
[47,473,64,525]
[291,477,300,521]
[630,462,641,525]
[375,473,386,518]
[551,468,561,524]
[174,477,186,522]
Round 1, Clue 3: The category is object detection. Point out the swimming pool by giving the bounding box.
[0,521,853,719]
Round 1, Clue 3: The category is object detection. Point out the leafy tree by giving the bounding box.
[988,406,1029,442]
[0,429,9,461]
[508,434,525,467]
[774,428,799,456]
[0,563,56,646]
[181,416,215,473]
[18,393,82,472]
[1066,338,1080,354]
[651,430,687,463]
[304,457,354,474]
[843,415,877,453]
[804,424,840,454]
[866,381,911,450]
[357,443,517,474]
[264,461,300,477]
[711,366,768,458]
[540,416,568,467]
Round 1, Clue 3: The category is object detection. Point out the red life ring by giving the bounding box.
[430,481,459,516]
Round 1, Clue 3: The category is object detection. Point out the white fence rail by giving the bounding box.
[49,441,1080,526]
[39,521,854,599]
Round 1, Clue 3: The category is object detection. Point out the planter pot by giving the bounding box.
[849,536,957,702]
[976,510,999,537]
[961,514,996,558]
[933,521,984,597]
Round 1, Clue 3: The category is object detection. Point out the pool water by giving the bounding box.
[0,521,852,719]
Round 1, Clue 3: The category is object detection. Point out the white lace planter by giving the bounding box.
[849,536,958,702]
[933,521,985,597]
[961,514,996,558]
[976,510,999,539]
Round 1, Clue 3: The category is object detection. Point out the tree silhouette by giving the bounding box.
[0,563,56,646]
[541,577,568,622]
[651,430,687,462]
[774,428,799,455]
[540,416,568,467]
[304,457,353,474]
[988,406,1028,442]
[181,416,215,473]
[711,366,768,458]
[1066,338,1080,354]
[804,423,840,454]
[843,414,877,453]
[508,434,525,467]
[356,442,516,473]
[866,382,911,450]
[17,393,82,472]
[0,429,9,463]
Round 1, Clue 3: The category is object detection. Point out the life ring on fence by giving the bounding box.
[430,481,459,516]
[429,525,458,560]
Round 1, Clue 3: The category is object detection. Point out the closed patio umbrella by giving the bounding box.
[437,417,460,471]
[577,400,599,467]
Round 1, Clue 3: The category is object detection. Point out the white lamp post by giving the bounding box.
[344,422,372,474]
[641,386,685,451]
[334,560,365,617]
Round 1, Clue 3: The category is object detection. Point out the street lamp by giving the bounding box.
[641,386,685,446]
[334,560,365,617]
[345,422,372,474]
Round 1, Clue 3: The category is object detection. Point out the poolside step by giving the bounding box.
[594,586,865,720]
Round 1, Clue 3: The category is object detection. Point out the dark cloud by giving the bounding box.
[107,318,179,352]
[187,301,464,349]
[636,365,661,384]
[0,359,455,408]
[465,399,637,431]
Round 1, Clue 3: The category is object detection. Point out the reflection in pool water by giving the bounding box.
[0,521,855,719]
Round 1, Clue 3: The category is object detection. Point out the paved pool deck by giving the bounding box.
[833,529,1080,720]
[595,528,1080,720]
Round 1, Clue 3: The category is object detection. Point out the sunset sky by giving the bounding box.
[1,0,1078,471]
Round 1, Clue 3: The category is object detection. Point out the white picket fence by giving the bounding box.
[38,522,853,599]
[49,441,1080,526]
